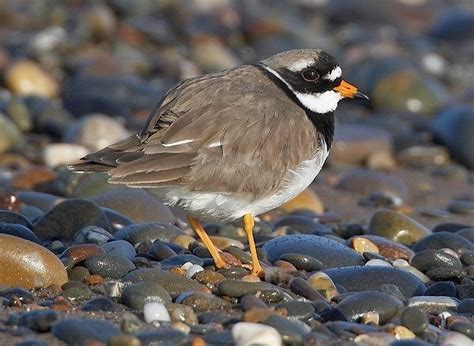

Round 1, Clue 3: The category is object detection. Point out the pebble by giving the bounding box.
[52,318,122,344]
[61,244,105,264]
[408,296,459,314]
[63,113,129,151]
[279,253,323,271]
[34,198,112,240]
[73,225,113,245]
[18,310,58,333]
[92,189,175,223]
[279,189,324,214]
[218,280,278,298]
[5,60,58,98]
[392,259,431,283]
[367,209,432,245]
[123,268,206,297]
[262,234,364,268]
[449,321,474,339]
[410,249,464,280]
[335,169,408,197]
[143,302,171,323]
[135,328,187,345]
[102,240,136,260]
[413,231,474,254]
[42,143,89,168]
[0,223,40,243]
[0,113,23,153]
[263,315,309,344]
[324,266,426,299]
[114,221,184,247]
[457,298,474,314]
[276,301,315,320]
[168,303,198,325]
[81,297,117,312]
[353,235,414,260]
[232,322,282,346]
[0,234,68,289]
[437,331,474,346]
[84,253,135,279]
[176,292,231,312]
[274,215,332,235]
[400,307,429,335]
[308,272,338,300]
[121,280,171,311]
[0,210,34,229]
[186,264,204,278]
[448,199,474,215]
[426,281,456,297]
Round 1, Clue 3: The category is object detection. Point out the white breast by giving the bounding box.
[148,142,329,222]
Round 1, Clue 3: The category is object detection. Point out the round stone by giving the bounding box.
[232,322,282,346]
[5,60,59,98]
[410,249,464,280]
[176,292,231,312]
[121,281,171,311]
[279,253,323,271]
[82,297,118,312]
[367,209,431,245]
[143,302,171,323]
[262,234,363,268]
[0,234,68,289]
[279,189,324,214]
[400,307,429,334]
[84,253,135,279]
[102,240,136,260]
[413,232,474,254]
[18,310,58,333]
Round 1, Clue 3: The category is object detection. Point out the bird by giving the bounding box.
[68,49,368,277]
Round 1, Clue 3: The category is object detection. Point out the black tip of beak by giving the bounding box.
[355,91,370,100]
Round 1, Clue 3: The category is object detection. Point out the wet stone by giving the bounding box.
[68,266,90,282]
[121,280,171,311]
[263,315,309,344]
[263,234,363,268]
[113,222,184,247]
[232,322,282,346]
[102,208,134,232]
[0,287,34,304]
[413,232,474,254]
[279,253,323,271]
[336,291,403,324]
[84,253,135,279]
[160,254,204,269]
[52,318,122,344]
[0,234,68,289]
[323,266,426,299]
[0,223,40,243]
[61,244,105,264]
[353,235,414,261]
[82,297,118,312]
[289,277,326,301]
[218,266,250,279]
[456,284,474,300]
[410,249,464,280]
[102,240,136,260]
[457,228,474,242]
[18,310,58,333]
[367,209,432,245]
[73,225,113,245]
[34,199,112,240]
[335,169,408,197]
[449,321,474,339]
[425,281,456,297]
[194,270,226,291]
[218,280,281,298]
[167,303,198,325]
[408,296,459,314]
[123,268,206,297]
[400,307,429,335]
[276,301,315,320]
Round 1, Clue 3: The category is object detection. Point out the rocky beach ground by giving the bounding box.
[0,1,473,345]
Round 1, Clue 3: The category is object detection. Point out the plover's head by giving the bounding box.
[260,49,368,114]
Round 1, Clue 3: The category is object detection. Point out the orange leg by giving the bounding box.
[188,216,227,269]
[243,213,264,277]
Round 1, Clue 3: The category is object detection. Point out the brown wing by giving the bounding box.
[69,65,319,198]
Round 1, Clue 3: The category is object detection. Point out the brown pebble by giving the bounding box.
[107,335,141,346]
[0,234,68,289]
[83,274,104,286]
[280,189,324,214]
[61,244,106,264]
[243,308,277,323]
[192,336,207,346]
[5,60,59,98]
[52,296,72,311]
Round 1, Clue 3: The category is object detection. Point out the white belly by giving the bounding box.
[148,144,328,222]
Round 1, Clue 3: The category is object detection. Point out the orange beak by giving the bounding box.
[334,80,369,100]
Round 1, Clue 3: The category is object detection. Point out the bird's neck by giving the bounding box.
[255,63,335,149]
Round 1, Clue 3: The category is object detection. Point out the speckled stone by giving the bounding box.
[121,280,171,311]
[52,318,122,344]
[262,234,363,268]
[84,253,135,279]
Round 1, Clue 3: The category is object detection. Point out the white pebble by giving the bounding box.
[232,322,282,346]
[186,264,204,278]
[365,259,392,267]
[143,302,171,323]
[180,262,193,271]
[43,143,89,167]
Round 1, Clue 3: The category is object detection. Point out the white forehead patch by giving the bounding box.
[288,59,313,72]
[323,66,342,81]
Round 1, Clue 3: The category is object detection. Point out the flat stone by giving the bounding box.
[218,280,280,298]
[353,235,414,260]
[323,266,426,299]
[0,210,34,229]
[18,310,58,333]
[0,223,40,243]
[408,296,459,314]
[262,234,363,268]
[413,232,474,254]
[0,234,68,289]
[176,292,231,312]
[367,209,431,245]
[400,307,429,334]
[121,280,171,311]
[279,189,324,215]
[114,222,184,247]
[52,318,122,344]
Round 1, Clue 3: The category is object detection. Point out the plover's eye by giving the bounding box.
[301,68,320,82]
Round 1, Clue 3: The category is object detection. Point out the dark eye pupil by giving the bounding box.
[302,69,319,81]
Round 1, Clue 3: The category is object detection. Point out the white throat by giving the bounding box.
[261,64,343,114]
